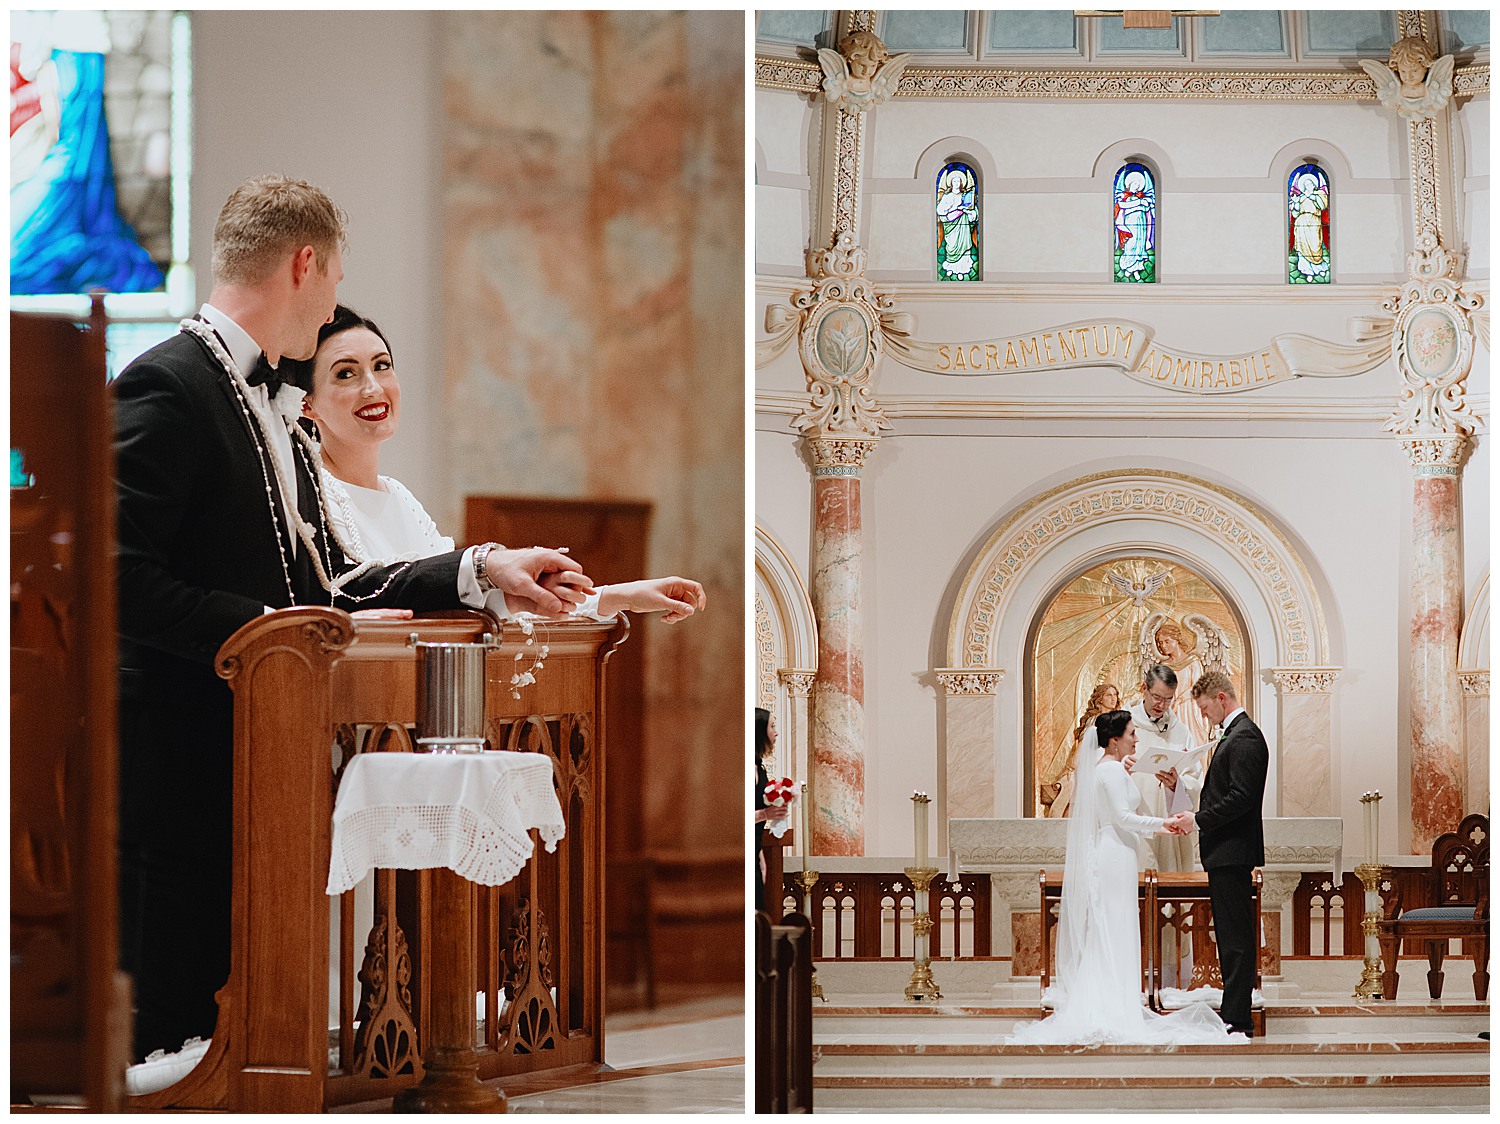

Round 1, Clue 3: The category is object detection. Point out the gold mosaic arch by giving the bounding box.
[947,469,1330,670]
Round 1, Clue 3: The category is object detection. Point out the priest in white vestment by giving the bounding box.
[1130,663,1204,988]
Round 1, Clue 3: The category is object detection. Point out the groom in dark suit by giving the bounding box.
[115,174,591,1060]
[1166,669,1268,1037]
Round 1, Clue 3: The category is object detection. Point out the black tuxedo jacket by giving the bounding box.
[113,328,468,843]
[1194,711,1269,870]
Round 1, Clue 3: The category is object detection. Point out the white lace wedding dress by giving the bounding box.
[1008,732,1243,1046]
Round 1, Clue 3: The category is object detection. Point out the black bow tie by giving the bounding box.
[245,353,286,395]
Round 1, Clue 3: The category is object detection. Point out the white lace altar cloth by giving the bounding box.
[326,752,564,895]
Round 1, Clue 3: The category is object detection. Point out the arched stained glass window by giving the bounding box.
[1287,163,1331,284]
[935,160,980,281]
[1112,162,1156,283]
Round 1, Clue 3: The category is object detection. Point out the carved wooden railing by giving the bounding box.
[780,871,992,960]
[129,608,626,1112]
[754,911,814,1114]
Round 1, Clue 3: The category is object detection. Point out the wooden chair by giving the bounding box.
[1377,813,1489,1001]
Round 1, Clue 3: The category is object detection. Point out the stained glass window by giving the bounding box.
[1287,163,1331,285]
[935,161,980,281]
[1112,162,1155,283]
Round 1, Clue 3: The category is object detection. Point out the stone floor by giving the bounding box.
[807,959,1489,1113]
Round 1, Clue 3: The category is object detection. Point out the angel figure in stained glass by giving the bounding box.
[1114,165,1155,283]
[1288,166,1330,284]
[936,163,979,282]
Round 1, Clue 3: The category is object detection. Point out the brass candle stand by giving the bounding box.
[796,867,827,1003]
[903,866,943,1001]
[1352,862,1387,1000]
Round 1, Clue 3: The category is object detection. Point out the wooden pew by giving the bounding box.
[129,609,626,1112]
[754,911,814,1114]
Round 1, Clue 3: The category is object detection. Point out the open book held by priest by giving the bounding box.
[1128,738,1213,775]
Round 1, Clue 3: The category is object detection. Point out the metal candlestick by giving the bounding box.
[1353,862,1387,1000]
[796,868,827,1003]
[903,866,943,1001]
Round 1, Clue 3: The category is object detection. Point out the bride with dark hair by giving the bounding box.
[1010,709,1243,1045]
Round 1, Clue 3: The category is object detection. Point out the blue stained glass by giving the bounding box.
[936,161,980,281]
[1113,163,1155,283]
[11,46,164,296]
[1287,164,1331,285]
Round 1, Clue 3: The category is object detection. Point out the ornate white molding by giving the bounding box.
[1459,670,1489,698]
[1359,38,1455,120]
[990,872,1045,909]
[948,470,1330,670]
[816,29,909,115]
[935,668,1005,696]
[1259,870,1306,907]
[1383,249,1485,445]
[778,668,816,698]
[756,55,1489,101]
[808,434,877,476]
[1400,434,1469,474]
[1270,667,1342,694]
[754,523,819,677]
[755,592,777,709]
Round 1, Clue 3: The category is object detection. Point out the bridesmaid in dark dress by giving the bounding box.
[752,708,788,912]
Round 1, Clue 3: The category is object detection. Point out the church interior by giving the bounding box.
[12,10,744,1113]
[755,8,1489,1112]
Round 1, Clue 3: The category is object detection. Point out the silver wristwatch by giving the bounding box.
[473,542,500,593]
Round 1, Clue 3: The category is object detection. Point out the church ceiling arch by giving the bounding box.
[946,468,1332,672]
[1460,571,1489,671]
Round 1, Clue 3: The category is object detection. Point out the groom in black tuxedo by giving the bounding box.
[115,174,591,1060]
[1167,669,1268,1037]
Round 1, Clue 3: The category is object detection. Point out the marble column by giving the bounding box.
[1269,668,1340,818]
[935,669,1004,828]
[1459,670,1489,814]
[1404,436,1468,851]
[808,436,876,855]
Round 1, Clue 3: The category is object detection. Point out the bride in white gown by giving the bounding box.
[1009,709,1243,1046]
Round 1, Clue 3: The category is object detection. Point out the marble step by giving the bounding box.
[812,1075,1490,1113]
[814,1038,1489,1079]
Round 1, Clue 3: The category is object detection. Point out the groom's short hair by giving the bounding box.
[1191,669,1235,700]
[212,174,347,286]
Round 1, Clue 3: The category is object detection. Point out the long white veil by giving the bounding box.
[1050,724,1103,1014]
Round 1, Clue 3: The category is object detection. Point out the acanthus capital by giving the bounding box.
[1269,667,1342,694]
[935,667,1005,696]
[778,668,817,697]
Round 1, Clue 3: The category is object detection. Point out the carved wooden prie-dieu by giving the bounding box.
[129,609,626,1112]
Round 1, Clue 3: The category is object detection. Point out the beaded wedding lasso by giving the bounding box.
[178,319,411,605]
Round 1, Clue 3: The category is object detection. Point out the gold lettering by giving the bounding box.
[1156,351,1175,382]
[1213,362,1228,388]
[1229,359,1242,384]
[1005,342,1019,369]
[1176,357,1194,386]
[1113,325,1134,357]
[938,345,951,371]
[1043,333,1057,364]
[953,345,968,370]
[1019,336,1040,366]
[1093,326,1109,355]
[1076,328,1091,359]
[1058,331,1076,362]
[984,343,999,370]
[971,346,983,370]
[1259,351,1274,381]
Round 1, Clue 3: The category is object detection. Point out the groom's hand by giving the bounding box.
[486,546,595,617]
[1165,811,1196,835]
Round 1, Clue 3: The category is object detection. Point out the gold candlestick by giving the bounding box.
[795,867,827,1003]
[903,866,943,1001]
[1352,862,1386,1000]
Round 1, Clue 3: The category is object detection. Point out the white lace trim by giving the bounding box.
[327,752,565,895]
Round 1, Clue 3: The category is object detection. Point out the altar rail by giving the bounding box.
[130,610,626,1113]
[780,872,992,960]
[781,869,1437,961]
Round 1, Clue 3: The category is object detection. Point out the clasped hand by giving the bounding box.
[1159,811,1197,836]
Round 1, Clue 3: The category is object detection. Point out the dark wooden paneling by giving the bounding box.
[11,302,127,1110]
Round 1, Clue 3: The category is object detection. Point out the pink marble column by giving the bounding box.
[1406,439,1467,853]
[808,436,874,856]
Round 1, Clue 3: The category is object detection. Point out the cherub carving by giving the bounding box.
[816,29,910,114]
[1359,36,1455,120]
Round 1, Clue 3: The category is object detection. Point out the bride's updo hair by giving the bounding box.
[1094,708,1132,748]
[282,304,392,392]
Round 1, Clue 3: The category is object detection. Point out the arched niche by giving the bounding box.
[939,469,1339,823]
[755,523,818,783]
